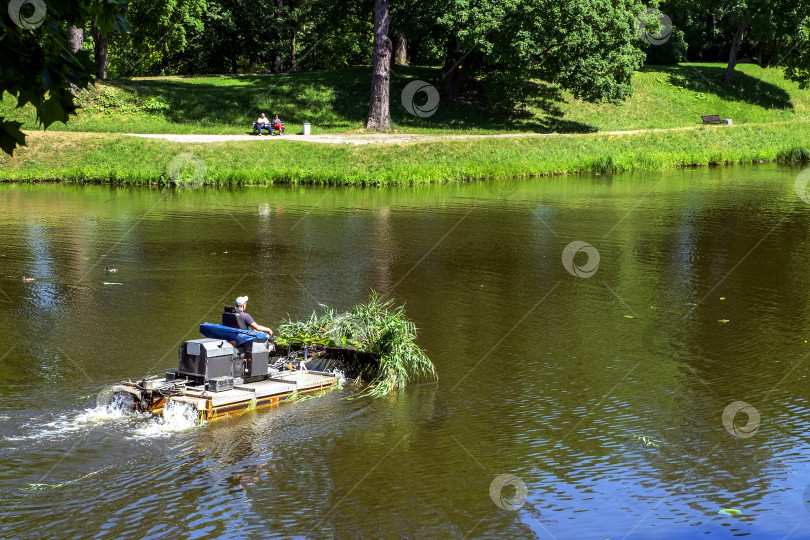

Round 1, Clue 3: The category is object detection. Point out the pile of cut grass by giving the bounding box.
[276,293,437,397]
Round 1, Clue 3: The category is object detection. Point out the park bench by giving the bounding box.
[701,115,732,125]
[251,120,284,135]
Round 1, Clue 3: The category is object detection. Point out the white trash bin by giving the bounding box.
[302,123,311,135]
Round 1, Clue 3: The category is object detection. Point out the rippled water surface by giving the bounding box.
[2,166,810,539]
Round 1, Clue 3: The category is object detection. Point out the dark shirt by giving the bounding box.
[240,312,255,327]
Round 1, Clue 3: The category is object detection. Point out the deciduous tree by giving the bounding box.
[0,0,128,155]
[365,0,391,130]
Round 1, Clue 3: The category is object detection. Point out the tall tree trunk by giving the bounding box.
[724,12,749,85]
[291,25,297,70]
[393,34,407,65]
[764,38,778,68]
[162,41,169,75]
[273,0,284,72]
[706,11,715,61]
[442,64,464,101]
[365,0,391,131]
[290,0,297,70]
[441,39,464,100]
[91,24,108,80]
[66,26,83,94]
[67,25,83,53]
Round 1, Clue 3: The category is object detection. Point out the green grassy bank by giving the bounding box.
[3,122,810,186]
[3,63,810,135]
[3,62,810,185]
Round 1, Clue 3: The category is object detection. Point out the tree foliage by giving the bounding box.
[0,0,128,155]
[399,0,649,106]
[5,0,810,154]
[108,0,205,76]
[661,0,810,84]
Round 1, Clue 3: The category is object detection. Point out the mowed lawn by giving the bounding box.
[2,63,810,136]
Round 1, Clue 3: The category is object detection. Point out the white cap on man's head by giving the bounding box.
[236,296,249,306]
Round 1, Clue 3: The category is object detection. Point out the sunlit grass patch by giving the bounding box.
[2,120,810,185]
[5,63,810,138]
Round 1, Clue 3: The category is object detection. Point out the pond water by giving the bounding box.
[2,165,810,539]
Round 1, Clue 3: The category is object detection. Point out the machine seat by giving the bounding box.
[222,306,249,330]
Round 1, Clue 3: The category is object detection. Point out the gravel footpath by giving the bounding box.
[124,126,703,146]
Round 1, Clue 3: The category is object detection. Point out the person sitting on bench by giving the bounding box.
[271,114,285,135]
[254,113,271,135]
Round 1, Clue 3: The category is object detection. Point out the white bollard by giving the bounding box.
[302,123,311,135]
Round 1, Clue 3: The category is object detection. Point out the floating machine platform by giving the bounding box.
[111,321,339,422]
[112,369,337,422]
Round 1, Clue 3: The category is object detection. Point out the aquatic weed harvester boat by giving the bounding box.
[111,294,436,422]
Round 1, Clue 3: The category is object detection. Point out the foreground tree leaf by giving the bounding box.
[0,0,128,155]
[0,120,26,156]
